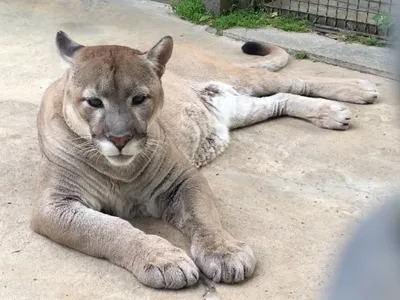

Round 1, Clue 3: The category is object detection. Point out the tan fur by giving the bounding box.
[31,32,379,289]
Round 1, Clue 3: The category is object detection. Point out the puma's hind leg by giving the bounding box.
[192,82,353,167]
[201,82,352,131]
[228,67,379,104]
[301,77,379,104]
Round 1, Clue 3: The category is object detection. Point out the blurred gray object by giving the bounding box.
[326,199,400,300]
[326,6,400,300]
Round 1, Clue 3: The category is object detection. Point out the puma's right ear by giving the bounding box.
[146,36,173,77]
[56,31,84,63]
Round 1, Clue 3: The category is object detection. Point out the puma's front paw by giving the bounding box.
[191,233,256,283]
[133,235,199,289]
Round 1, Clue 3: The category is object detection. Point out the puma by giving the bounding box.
[31,31,379,289]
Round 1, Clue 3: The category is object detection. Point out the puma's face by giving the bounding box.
[66,46,162,160]
[56,32,173,164]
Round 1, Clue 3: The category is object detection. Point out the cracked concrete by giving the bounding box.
[0,1,399,300]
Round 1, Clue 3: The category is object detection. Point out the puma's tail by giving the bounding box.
[235,41,290,72]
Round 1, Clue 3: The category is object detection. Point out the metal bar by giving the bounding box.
[297,0,301,16]
[389,0,393,36]
[313,23,385,39]
[355,0,361,32]
[326,0,329,17]
[366,0,373,34]
[316,0,321,17]
[334,0,339,27]
[259,0,394,37]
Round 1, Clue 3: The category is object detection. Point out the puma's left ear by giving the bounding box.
[146,36,173,77]
[56,31,84,64]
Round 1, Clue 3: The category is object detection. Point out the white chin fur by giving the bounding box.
[121,139,141,156]
[106,156,134,166]
[98,140,120,157]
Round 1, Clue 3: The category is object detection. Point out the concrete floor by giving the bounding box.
[0,1,399,300]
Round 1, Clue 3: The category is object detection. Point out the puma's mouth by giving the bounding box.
[95,137,145,157]
[106,154,135,166]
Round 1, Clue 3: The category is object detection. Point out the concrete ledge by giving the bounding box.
[206,27,396,80]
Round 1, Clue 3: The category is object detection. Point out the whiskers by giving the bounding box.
[140,136,166,161]
[67,137,102,163]
[63,134,167,165]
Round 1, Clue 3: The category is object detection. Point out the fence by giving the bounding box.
[259,0,394,38]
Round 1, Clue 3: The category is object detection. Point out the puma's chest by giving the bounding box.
[83,177,163,219]
[80,161,182,220]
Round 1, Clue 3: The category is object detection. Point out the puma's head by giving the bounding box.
[56,31,173,164]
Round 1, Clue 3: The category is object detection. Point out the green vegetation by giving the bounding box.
[171,0,386,47]
[373,12,392,31]
[211,10,310,32]
[339,34,385,47]
[171,0,310,32]
[295,51,308,59]
[171,0,212,24]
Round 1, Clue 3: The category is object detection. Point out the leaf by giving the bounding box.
[271,12,278,17]
[372,14,380,22]
[199,15,212,22]
[326,33,340,40]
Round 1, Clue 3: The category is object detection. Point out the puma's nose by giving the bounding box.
[107,135,132,151]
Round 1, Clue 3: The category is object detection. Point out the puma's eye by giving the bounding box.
[131,95,146,106]
[86,98,103,108]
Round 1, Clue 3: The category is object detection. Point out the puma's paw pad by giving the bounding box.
[192,238,256,283]
[350,79,379,104]
[313,102,352,130]
[135,236,199,289]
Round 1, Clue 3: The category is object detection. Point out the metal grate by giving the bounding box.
[260,0,395,38]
